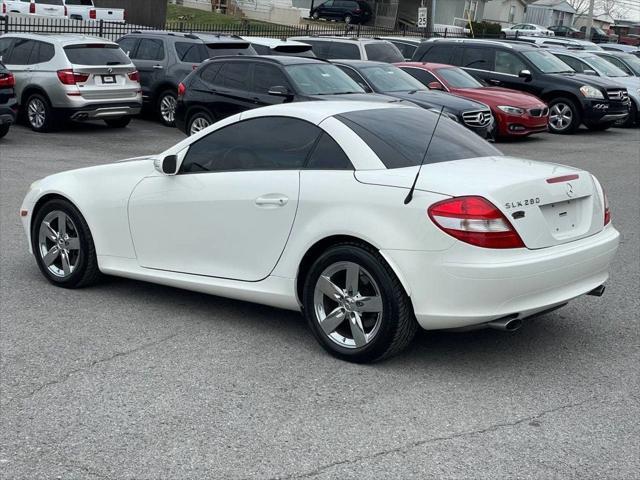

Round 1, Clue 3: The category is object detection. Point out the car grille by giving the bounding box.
[606,89,629,102]
[462,109,492,127]
[528,107,549,117]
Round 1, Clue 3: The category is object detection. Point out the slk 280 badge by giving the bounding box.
[505,198,541,209]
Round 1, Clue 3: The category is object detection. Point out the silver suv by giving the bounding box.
[0,34,141,132]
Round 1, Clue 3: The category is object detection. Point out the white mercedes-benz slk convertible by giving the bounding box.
[20,102,619,362]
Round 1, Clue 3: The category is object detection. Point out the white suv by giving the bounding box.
[0,34,141,132]
[288,37,404,62]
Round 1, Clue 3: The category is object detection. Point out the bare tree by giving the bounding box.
[566,0,636,18]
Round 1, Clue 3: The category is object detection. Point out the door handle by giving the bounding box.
[255,195,288,207]
[487,79,501,85]
[152,65,164,70]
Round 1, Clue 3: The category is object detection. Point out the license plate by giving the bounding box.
[541,199,581,234]
[101,75,116,84]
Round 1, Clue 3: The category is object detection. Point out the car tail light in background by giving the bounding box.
[2,3,6,14]
[354,8,362,13]
[428,196,525,249]
[89,9,96,19]
[57,69,90,85]
[0,72,15,88]
[177,82,186,98]
[127,70,139,82]
[29,2,35,13]
[64,5,67,16]
[604,191,611,226]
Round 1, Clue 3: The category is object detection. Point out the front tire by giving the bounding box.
[104,116,131,128]
[31,199,101,288]
[25,93,54,132]
[548,97,581,134]
[302,243,418,363]
[0,123,10,138]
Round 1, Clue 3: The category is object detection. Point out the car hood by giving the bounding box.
[385,90,488,111]
[556,72,629,90]
[450,87,546,108]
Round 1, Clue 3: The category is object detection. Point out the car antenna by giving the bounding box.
[404,106,445,205]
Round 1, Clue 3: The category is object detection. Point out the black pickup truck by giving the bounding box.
[411,39,630,133]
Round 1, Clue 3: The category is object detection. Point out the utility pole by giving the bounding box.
[585,0,595,41]
[426,0,435,37]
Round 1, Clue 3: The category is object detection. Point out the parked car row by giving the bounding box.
[0,0,125,22]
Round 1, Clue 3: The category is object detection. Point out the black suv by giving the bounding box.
[174,56,403,135]
[310,0,372,24]
[412,39,630,133]
[116,31,256,126]
[0,62,17,139]
[333,60,494,137]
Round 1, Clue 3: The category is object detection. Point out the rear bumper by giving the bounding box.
[382,225,620,330]
[60,102,141,121]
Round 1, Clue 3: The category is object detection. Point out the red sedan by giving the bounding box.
[396,62,549,139]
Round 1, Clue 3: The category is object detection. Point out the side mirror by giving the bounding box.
[583,69,597,76]
[427,81,445,90]
[154,154,179,175]
[268,85,292,98]
[518,69,532,81]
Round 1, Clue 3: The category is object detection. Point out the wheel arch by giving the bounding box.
[294,234,412,306]
[541,90,581,109]
[21,85,51,107]
[30,193,78,236]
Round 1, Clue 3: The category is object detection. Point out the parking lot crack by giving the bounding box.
[20,332,181,400]
[273,396,601,479]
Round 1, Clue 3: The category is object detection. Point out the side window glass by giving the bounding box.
[136,39,164,61]
[180,117,322,173]
[31,41,54,64]
[400,67,437,85]
[305,41,331,59]
[326,42,360,60]
[200,62,223,84]
[494,50,528,75]
[6,39,34,65]
[253,64,289,93]
[0,38,14,62]
[461,47,493,70]
[557,55,584,73]
[117,37,138,57]
[217,62,252,90]
[606,57,630,73]
[306,133,353,170]
[422,45,454,64]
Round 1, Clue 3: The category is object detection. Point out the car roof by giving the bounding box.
[376,36,426,45]
[206,55,325,66]
[1,33,115,46]
[289,36,390,44]
[331,59,389,68]
[424,38,538,51]
[240,37,311,48]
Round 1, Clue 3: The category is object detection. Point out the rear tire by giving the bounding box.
[302,242,418,363]
[157,89,178,127]
[25,93,55,132]
[104,116,131,128]
[187,110,213,136]
[0,124,9,139]
[547,97,581,134]
[31,199,102,289]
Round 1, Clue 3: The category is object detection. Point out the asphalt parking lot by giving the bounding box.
[1,121,639,479]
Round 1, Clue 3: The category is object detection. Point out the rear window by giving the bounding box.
[205,43,257,57]
[175,42,209,63]
[64,0,94,5]
[36,0,63,4]
[273,45,315,57]
[64,44,130,65]
[337,108,501,169]
[364,42,403,62]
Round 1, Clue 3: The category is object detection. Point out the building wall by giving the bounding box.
[235,0,305,23]
[483,0,525,26]
[94,0,168,27]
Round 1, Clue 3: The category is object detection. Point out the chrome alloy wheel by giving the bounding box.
[160,94,177,124]
[189,116,210,135]
[28,98,46,129]
[549,102,572,131]
[313,261,383,349]
[38,211,80,278]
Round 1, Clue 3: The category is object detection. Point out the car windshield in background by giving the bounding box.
[360,65,426,92]
[619,53,640,75]
[523,50,574,73]
[64,44,130,65]
[206,43,257,57]
[364,43,404,63]
[584,55,629,77]
[286,64,364,95]
[436,67,482,88]
[337,108,502,169]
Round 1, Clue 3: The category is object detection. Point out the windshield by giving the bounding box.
[523,50,573,73]
[359,65,426,92]
[337,108,502,169]
[619,53,640,75]
[286,64,364,95]
[584,55,629,77]
[436,67,482,88]
[64,44,130,65]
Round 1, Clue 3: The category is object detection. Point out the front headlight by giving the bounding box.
[580,85,604,99]
[497,105,525,115]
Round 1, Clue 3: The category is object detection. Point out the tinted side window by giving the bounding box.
[217,62,252,90]
[6,39,34,65]
[461,47,493,70]
[326,42,360,60]
[494,50,528,75]
[304,40,331,59]
[253,63,289,93]
[604,56,631,74]
[117,37,138,57]
[29,41,55,64]
[180,117,322,173]
[306,133,353,170]
[420,44,455,64]
[0,38,14,62]
[135,39,164,61]
[199,62,223,84]
[555,55,585,73]
[400,67,437,85]
[175,42,208,63]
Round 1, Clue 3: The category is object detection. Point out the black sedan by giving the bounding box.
[331,60,493,137]
[0,62,17,139]
[174,55,408,135]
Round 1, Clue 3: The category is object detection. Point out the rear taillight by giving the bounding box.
[64,5,67,16]
[56,69,90,85]
[603,191,611,226]
[2,3,6,14]
[89,9,96,19]
[29,2,35,13]
[0,73,15,88]
[177,82,186,98]
[354,8,362,13]
[428,196,525,249]
[127,70,139,82]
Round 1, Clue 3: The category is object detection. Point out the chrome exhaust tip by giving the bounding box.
[587,285,605,297]
[486,315,522,332]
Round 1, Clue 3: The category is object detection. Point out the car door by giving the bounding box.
[131,37,167,102]
[2,38,35,97]
[128,116,322,281]
[202,60,256,119]
[490,49,539,94]
[250,62,293,107]
[459,45,495,82]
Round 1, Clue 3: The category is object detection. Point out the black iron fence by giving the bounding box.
[0,15,497,41]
